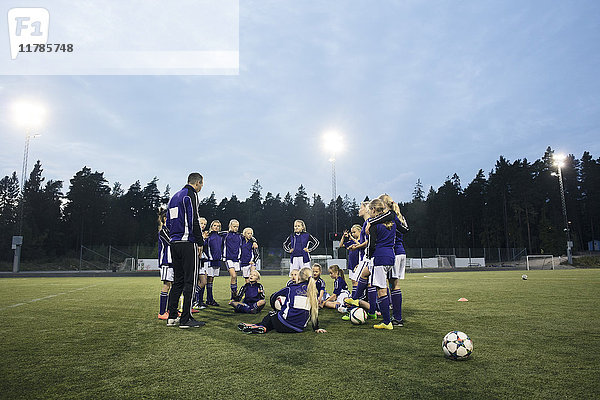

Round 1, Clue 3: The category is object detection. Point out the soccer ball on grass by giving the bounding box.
[349,308,367,325]
[442,331,473,360]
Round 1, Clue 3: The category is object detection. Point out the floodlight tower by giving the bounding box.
[553,153,572,265]
[12,100,46,273]
[322,131,344,250]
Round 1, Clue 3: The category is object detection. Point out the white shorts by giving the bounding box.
[349,260,368,281]
[241,264,255,278]
[207,266,220,277]
[226,260,241,272]
[197,259,207,275]
[395,254,406,280]
[371,264,393,289]
[336,290,350,305]
[289,257,310,276]
[160,266,174,282]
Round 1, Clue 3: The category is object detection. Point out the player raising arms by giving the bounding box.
[240,227,259,284]
[238,267,327,334]
[283,219,319,274]
[224,219,243,300]
[157,208,173,320]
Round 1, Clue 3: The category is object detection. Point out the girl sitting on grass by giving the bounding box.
[229,270,265,314]
[321,264,350,312]
[238,267,327,334]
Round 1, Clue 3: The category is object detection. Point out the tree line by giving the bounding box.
[1,146,598,264]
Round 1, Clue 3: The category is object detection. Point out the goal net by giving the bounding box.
[437,255,456,268]
[526,255,555,270]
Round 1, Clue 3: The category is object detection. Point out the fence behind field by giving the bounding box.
[1,245,532,273]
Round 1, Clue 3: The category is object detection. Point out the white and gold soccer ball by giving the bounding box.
[442,331,473,360]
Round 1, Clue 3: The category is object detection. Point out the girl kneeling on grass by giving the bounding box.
[238,267,327,334]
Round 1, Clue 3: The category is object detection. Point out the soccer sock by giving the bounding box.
[377,295,391,324]
[230,284,237,299]
[351,284,358,299]
[194,284,201,304]
[207,283,214,302]
[391,289,402,321]
[199,286,205,303]
[159,291,169,314]
[354,278,368,300]
[367,286,377,315]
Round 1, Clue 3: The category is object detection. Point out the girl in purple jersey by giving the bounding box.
[192,217,209,311]
[238,267,327,334]
[312,263,328,306]
[348,199,398,330]
[205,220,225,306]
[344,199,396,321]
[322,264,350,312]
[229,270,265,313]
[240,227,259,283]
[224,219,243,300]
[283,220,319,275]
[157,209,173,320]
[378,194,408,326]
[340,224,362,285]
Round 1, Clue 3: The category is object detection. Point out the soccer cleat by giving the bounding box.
[367,313,378,320]
[198,303,207,310]
[191,307,200,313]
[206,300,220,307]
[374,322,393,330]
[391,319,404,327]
[166,317,180,327]
[157,312,169,320]
[344,298,360,307]
[179,318,205,329]
[341,313,350,321]
[239,323,266,334]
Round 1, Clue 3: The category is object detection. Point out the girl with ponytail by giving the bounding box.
[238,267,326,334]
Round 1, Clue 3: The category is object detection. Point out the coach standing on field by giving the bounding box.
[166,173,206,328]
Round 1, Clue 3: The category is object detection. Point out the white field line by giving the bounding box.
[0,284,101,311]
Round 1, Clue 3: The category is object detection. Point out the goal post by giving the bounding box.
[526,255,555,270]
[436,255,456,268]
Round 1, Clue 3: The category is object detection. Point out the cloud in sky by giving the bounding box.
[1,0,599,204]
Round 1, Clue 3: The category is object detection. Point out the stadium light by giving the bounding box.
[12,100,46,130]
[553,153,567,169]
[322,131,344,161]
[12,100,46,273]
[552,153,572,265]
[322,131,344,256]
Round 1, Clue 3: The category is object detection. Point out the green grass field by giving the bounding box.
[1,269,599,399]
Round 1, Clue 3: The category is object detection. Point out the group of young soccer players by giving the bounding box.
[158,191,408,333]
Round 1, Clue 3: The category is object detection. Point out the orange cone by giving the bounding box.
[458,298,469,302]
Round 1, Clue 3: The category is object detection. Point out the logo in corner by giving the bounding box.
[7,8,49,60]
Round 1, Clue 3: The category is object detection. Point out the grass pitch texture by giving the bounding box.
[1,270,599,399]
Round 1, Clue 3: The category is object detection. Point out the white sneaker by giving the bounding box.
[166,317,180,327]
[337,306,348,314]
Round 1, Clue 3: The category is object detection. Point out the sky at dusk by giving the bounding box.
[1,0,599,204]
